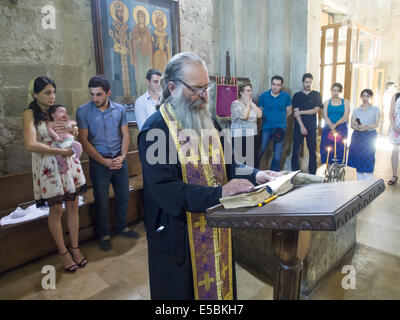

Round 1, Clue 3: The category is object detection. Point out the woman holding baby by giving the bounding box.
[23,76,87,272]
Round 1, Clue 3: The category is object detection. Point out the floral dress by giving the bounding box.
[32,122,87,207]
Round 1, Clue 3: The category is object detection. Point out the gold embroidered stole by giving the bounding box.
[160,103,233,300]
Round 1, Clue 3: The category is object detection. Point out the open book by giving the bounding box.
[219,170,300,209]
[253,170,300,194]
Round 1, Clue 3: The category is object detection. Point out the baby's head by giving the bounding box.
[48,105,69,122]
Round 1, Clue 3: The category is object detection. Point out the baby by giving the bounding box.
[47,105,82,173]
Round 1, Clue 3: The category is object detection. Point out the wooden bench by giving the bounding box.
[0,151,144,274]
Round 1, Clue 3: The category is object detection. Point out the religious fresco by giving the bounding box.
[92,0,179,113]
[151,9,172,72]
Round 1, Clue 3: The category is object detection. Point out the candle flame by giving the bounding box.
[327,147,331,151]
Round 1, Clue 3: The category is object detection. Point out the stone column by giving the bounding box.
[267,0,291,84]
[307,0,322,86]
[266,0,322,171]
[218,0,237,77]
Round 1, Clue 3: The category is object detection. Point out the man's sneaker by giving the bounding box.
[118,228,140,239]
[99,238,112,251]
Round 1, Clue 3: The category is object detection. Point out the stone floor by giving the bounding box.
[0,136,399,300]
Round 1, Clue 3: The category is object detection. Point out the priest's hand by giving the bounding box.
[222,179,255,197]
[255,170,283,184]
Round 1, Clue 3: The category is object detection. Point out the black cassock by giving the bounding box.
[138,110,259,300]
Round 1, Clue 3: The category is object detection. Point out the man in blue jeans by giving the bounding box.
[77,75,139,251]
[258,75,292,171]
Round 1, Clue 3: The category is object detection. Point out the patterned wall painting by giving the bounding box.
[91,0,180,114]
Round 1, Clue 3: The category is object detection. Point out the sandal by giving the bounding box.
[59,251,79,272]
[69,246,88,268]
[388,176,398,185]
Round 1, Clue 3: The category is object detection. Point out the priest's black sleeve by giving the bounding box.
[138,124,223,218]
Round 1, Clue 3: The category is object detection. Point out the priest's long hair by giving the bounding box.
[160,52,207,104]
[159,52,214,135]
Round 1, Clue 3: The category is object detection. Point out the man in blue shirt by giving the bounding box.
[77,75,139,251]
[258,75,292,171]
[134,69,162,131]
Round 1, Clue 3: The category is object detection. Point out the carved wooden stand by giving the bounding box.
[271,230,311,300]
[206,179,385,300]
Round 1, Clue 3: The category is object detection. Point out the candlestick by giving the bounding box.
[342,139,347,164]
[334,133,337,160]
[326,147,331,171]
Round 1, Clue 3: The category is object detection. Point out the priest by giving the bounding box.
[138,52,280,300]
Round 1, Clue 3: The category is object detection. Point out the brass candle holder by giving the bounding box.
[324,158,346,182]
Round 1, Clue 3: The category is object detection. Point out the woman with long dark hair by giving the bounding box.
[320,83,350,165]
[23,76,87,272]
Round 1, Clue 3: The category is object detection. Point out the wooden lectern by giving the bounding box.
[206,179,385,300]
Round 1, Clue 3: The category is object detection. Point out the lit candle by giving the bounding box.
[342,139,347,164]
[326,147,331,170]
[345,143,350,167]
[334,133,338,160]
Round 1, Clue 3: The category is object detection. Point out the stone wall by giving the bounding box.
[0,0,318,174]
[216,0,316,100]
[181,0,320,107]
[0,0,96,174]
[351,0,400,85]
[179,0,220,74]
[307,0,322,87]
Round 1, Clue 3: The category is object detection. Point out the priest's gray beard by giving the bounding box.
[169,88,215,137]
